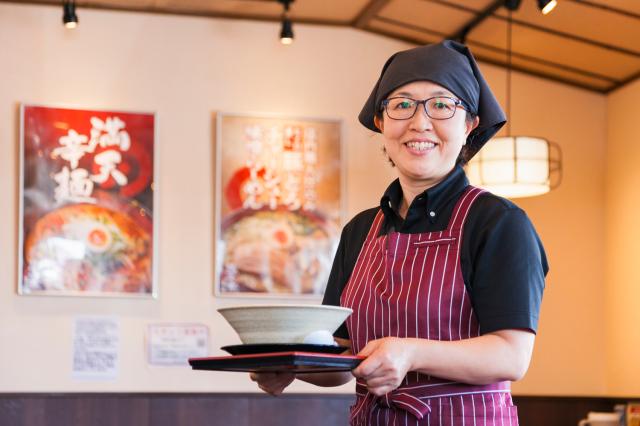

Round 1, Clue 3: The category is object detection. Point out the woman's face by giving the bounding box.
[375,80,479,187]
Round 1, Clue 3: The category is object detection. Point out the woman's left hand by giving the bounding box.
[352,337,417,396]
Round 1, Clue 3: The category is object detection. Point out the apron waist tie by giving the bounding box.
[355,380,511,420]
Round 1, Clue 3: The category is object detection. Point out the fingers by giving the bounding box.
[358,368,403,387]
[250,372,295,396]
[364,376,393,388]
[358,371,404,396]
[366,383,398,397]
[357,340,380,357]
[353,340,383,377]
[352,356,382,378]
[259,382,285,396]
[352,338,411,396]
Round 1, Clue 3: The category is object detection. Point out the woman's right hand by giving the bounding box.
[249,372,295,396]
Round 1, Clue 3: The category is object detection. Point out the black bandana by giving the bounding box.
[358,40,506,160]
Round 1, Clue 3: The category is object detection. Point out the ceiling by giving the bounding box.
[5,0,640,93]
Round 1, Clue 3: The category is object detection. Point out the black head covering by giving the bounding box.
[358,40,506,161]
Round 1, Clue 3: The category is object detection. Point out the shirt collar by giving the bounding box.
[380,165,470,223]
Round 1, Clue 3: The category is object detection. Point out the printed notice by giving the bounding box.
[147,323,209,366]
[72,316,120,380]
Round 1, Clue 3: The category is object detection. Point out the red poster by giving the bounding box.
[19,105,156,297]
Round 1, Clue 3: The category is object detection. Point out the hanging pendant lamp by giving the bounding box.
[466,135,562,198]
[467,3,561,198]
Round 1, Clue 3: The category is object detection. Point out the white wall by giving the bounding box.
[0,2,610,395]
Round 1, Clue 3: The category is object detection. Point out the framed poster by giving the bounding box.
[19,104,157,297]
[215,113,343,298]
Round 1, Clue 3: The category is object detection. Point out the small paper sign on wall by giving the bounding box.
[72,316,120,380]
[146,323,209,366]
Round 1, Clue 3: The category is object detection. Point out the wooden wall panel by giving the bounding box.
[148,395,250,426]
[0,393,636,426]
[514,395,621,426]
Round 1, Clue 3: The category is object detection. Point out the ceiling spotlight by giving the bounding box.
[538,0,557,15]
[63,0,78,29]
[277,0,294,45]
[504,0,522,11]
[280,17,294,45]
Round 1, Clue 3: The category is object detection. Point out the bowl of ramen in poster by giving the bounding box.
[219,209,338,295]
[22,202,152,294]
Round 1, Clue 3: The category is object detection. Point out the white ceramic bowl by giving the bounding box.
[218,304,352,344]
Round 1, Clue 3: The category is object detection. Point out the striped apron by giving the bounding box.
[340,186,519,426]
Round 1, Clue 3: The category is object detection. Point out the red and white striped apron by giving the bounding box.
[340,186,518,426]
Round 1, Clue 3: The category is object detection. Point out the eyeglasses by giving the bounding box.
[381,96,465,120]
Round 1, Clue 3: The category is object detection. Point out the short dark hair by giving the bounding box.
[457,111,477,166]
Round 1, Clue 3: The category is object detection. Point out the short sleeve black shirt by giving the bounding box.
[322,165,548,339]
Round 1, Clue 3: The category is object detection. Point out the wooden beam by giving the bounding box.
[449,0,504,43]
[427,0,640,58]
[352,0,390,28]
[373,15,448,40]
[375,15,618,83]
[609,69,640,93]
[493,15,640,58]
[568,0,640,21]
[363,26,610,92]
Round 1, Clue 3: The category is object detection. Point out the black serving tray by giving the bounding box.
[189,352,363,373]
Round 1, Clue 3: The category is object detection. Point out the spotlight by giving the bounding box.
[280,17,294,45]
[504,0,522,11]
[537,0,557,15]
[63,0,78,29]
[277,0,294,45]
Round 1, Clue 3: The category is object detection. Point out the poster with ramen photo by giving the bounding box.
[19,105,156,297]
[215,113,342,297]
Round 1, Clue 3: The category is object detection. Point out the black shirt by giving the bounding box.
[322,165,548,339]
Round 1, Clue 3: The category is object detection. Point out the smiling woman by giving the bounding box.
[251,40,549,426]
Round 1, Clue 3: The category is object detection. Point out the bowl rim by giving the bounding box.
[217,304,352,314]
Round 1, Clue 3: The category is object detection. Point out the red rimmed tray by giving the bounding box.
[189,351,364,373]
